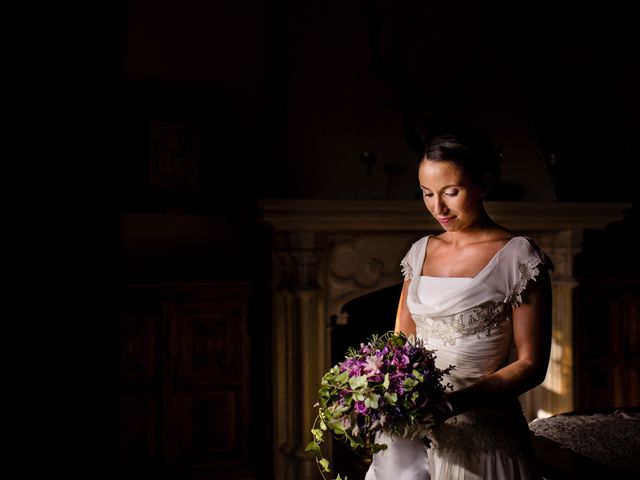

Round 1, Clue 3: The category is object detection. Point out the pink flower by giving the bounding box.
[364,355,383,374]
[342,416,351,430]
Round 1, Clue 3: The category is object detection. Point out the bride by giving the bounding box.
[365,131,553,480]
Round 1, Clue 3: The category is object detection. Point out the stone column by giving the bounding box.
[521,229,582,419]
[272,231,329,480]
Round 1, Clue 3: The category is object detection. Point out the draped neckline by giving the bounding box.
[405,233,547,318]
[418,234,520,281]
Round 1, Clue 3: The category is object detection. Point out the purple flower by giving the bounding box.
[392,350,410,368]
[354,401,368,415]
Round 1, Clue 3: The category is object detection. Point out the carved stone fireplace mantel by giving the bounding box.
[258,199,631,480]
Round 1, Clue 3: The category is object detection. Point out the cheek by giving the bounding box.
[423,197,435,212]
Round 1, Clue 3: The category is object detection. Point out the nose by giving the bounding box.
[434,196,449,215]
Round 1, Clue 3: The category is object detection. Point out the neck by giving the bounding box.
[443,211,500,246]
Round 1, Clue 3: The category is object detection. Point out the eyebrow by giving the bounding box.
[420,184,460,190]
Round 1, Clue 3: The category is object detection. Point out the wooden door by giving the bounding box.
[115,283,254,479]
[575,278,640,410]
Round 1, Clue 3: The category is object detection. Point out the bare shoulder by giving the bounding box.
[434,226,517,250]
[424,228,519,277]
[484,227,519,250]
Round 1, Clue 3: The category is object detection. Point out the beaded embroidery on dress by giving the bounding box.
[365,235,553,480]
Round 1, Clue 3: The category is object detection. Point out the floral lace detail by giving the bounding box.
[505,252,547,307]
[428,412,532,461]
[411,301,510,346]
[529,409,640,473]
[400,259,413,281]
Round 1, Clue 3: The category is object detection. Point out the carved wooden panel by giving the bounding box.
[119,313,158,381]
[178,389,242,464]
[575,280,640,410]
[175,302,243,383]
[116,394,157,463]
[115,283,254,478]
[622,289,640,407]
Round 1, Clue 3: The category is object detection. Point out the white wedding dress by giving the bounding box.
[365,235,552,480]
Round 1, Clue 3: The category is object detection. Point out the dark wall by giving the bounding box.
[9,1,124,478]
[113,0,639,283]
[117,0,640,208]
[10,1,639,478]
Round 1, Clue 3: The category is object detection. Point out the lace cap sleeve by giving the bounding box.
[399,247,413,281]
[399,239,421,281]
[504,237,554,307]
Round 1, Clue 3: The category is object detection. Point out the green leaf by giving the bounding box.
[382,372,390,390]
[383,392,397,404]
[305,441,320,455]
[371,442,388,453]
[327,404,349,419]
[331,422,345,435]
[336,370,350,384]
[319,458,330,472]
[348,375,368,390]
[364,393,380,409]
[403,378,418,390]
[412,369,424,382]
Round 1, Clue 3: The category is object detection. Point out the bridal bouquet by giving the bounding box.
[306,331,454,479]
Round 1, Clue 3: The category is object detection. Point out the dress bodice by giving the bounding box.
[402,236,551,389]
[417,276,472,305]
[414,275,513,391]
[398,235,553,458]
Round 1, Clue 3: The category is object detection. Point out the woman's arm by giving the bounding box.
[394,280,416,336]
[446,268,553,415]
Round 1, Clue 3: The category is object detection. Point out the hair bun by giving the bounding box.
[423,129,502,183]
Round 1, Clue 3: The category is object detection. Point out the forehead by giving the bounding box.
[418,160,467,185]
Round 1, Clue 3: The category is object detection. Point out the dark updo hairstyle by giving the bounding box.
[422,129,502,192]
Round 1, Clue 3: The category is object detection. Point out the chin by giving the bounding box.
[441,223,463,232]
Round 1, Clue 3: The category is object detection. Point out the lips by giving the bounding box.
[438,216,455,224]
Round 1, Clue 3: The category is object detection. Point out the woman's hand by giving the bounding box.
[423,395,454,429]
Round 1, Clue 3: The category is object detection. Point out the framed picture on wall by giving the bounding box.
[148,120,199,190]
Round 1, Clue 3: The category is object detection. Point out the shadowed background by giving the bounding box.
[9,1,639,479]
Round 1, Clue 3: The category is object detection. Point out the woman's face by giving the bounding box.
[418,159,485,232]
